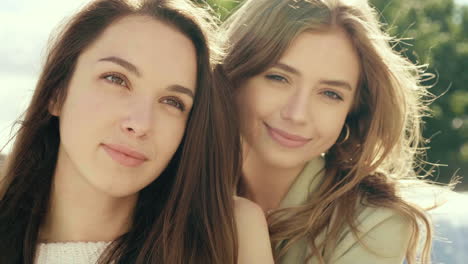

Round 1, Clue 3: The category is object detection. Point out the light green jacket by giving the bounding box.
[278,157,412,264]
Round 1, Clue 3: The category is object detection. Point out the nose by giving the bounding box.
[120,100,153,138]
[280,89,309,124]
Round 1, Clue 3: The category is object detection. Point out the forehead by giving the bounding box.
[79,15,198,90]
[279,28,361,88]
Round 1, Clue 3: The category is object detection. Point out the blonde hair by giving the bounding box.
[219,0,434,263]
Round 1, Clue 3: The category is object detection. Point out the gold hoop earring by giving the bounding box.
[338,123,350,144]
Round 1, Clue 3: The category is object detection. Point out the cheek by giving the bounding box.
[237,80,284,134]
[152,114,187,156]
[249,80,286,117]
[60,89,107,135]
[75,94,108,119]
[313,105,348,142]
[59,87,127,162]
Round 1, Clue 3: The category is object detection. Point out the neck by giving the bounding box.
[39,154,137,243]
[241,152,305,213]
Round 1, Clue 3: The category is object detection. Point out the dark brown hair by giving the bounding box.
[0,0,240,263]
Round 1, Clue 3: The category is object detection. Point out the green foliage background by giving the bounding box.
[203,0,468,190]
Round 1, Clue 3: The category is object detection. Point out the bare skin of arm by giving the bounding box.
[234,196,274,264]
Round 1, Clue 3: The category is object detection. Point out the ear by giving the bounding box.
[48,99,60,117]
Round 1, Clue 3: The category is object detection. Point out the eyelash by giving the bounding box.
[102,73,186,112]
[322,90,343,101]
[266,73,343,101]
[265,70,347,103]
[102,72,129,88]
[160,96,186,112]
[265,74,289,83]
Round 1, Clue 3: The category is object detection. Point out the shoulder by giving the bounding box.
[233,196,274,264]
[330,205,413,264]
[234,196,266,222]
[233,196,269,239]
[355,205,412,233]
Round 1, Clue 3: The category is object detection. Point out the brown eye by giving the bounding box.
[161,97,185,112]
[103,73,128,88]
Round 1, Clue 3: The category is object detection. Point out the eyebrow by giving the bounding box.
[319,80,353,91]
[98,56,141,77]
[99,56,195,97]
[272,62,301,76]
[273,62,353,91]
[167,85,194,99]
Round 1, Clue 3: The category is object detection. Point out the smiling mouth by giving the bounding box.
[101,144,148,168]
[264,122,311,148]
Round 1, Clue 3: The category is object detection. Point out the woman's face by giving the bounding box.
[237,28,360,170]
[52,15,197,197]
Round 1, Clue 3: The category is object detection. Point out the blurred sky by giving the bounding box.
[0,0,92,152]
[1,0,468,153]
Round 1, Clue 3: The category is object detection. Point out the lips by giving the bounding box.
[264,122,311,148]
[101,143,148,167]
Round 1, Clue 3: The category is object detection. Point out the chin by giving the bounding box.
[101,185,142,198]
[261,151,308,170]
[89,174,147,199]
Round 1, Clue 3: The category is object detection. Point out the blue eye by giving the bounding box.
[323,90,343,101]
[161,97,186,112]
[103,73,128,88]
[265,74,289,83]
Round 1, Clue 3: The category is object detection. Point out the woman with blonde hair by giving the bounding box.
[217,0,433,263]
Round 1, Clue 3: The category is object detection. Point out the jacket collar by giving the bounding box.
[279,156,326,209]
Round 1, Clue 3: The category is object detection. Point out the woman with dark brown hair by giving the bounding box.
[0,0,272,263]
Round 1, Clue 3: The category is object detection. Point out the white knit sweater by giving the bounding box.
[35,242,111,264]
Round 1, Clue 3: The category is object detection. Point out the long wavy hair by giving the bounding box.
[218,0,434,263]
[0,0,241,263]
